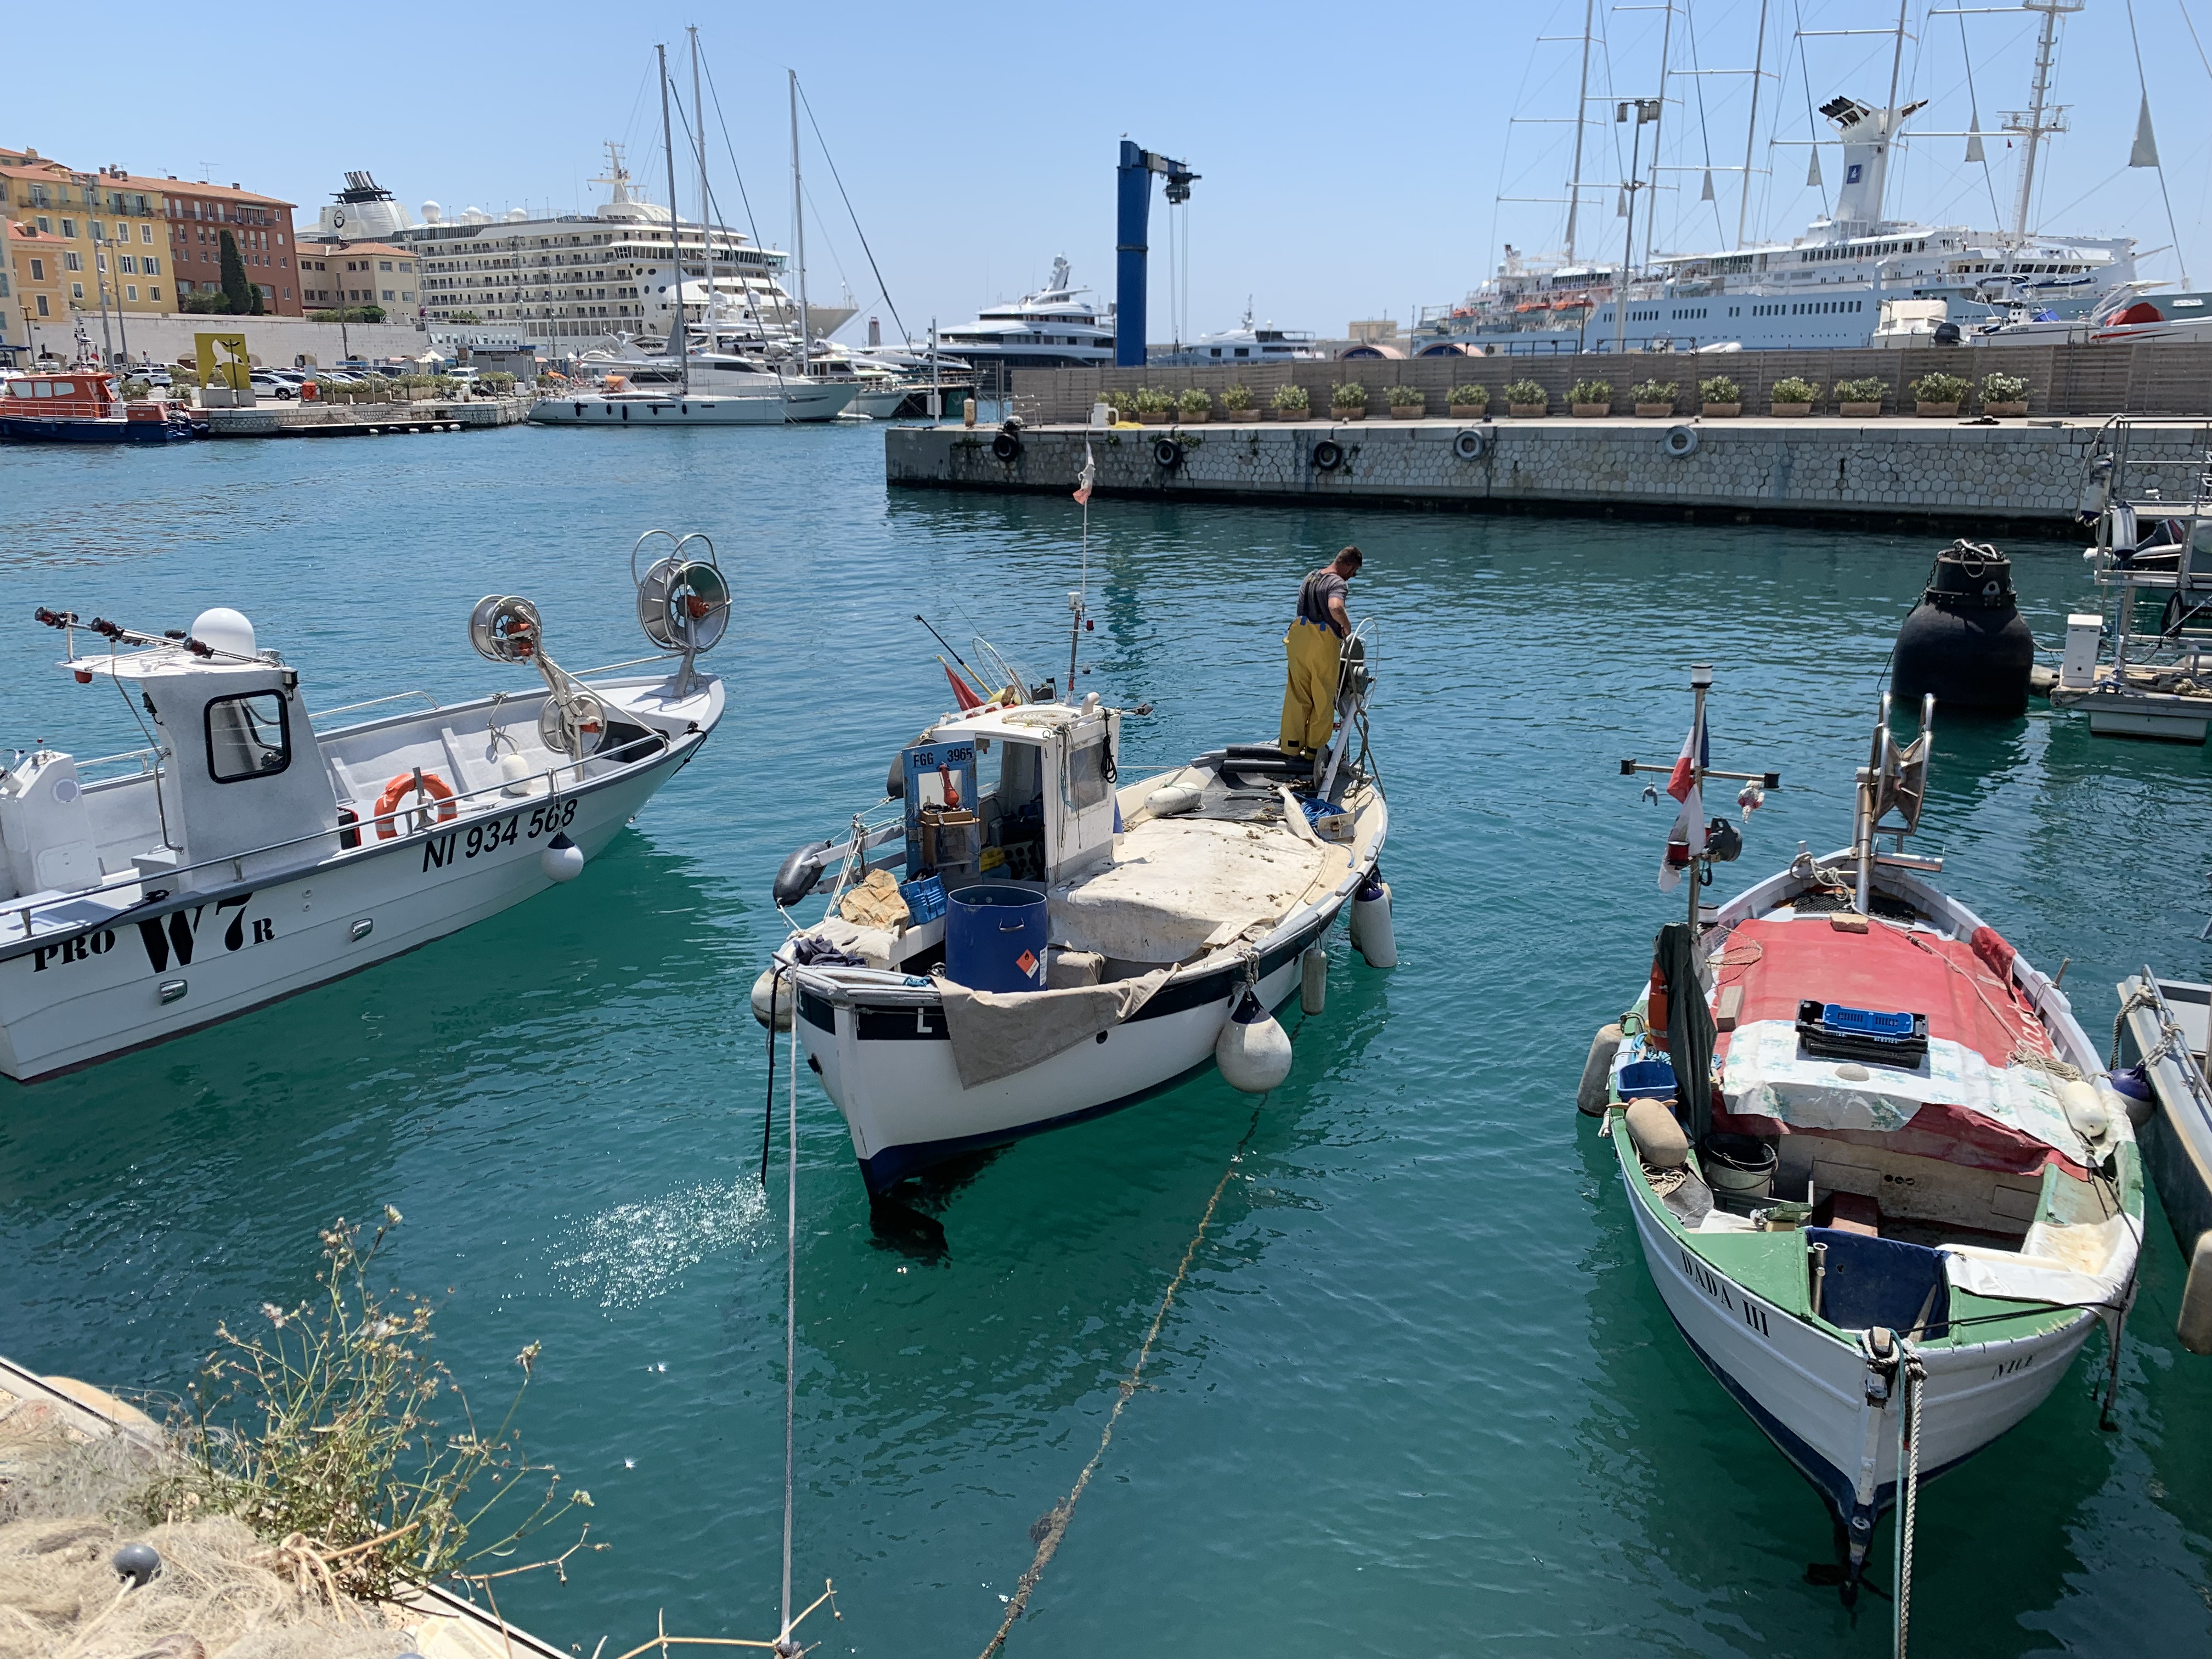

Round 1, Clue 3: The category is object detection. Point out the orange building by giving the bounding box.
[154,177,301,316]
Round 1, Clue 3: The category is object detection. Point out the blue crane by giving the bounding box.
[1115,140,1199,367]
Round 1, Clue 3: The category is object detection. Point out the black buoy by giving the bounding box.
[1891,539,2037,715]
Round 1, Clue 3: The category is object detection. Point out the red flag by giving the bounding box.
[941,657,983,711]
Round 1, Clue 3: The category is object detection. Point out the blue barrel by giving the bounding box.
[944,884,1048,992]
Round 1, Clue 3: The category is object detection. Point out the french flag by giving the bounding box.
[1657,709,1708,891]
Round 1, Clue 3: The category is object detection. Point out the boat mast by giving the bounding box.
[1564,0,1595,263]
[691,25,713,351]
[657,43,689,393]
[2008,0,2080,238]
[1879,0,1910,230]
[790,69,810,371]
[1643,0,1676,272]
[1735,0,1771,249]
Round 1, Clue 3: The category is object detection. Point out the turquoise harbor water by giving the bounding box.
[2,426,2210,1656]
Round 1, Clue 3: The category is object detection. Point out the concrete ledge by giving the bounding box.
[202,395,533,438]
[884,415,2170,534]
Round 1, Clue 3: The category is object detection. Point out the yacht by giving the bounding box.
[936,258,1116,371]
[1153,307,1324,367]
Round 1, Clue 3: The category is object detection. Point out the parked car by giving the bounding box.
[248,371,297,401]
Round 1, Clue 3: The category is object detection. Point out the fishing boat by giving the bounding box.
[764,623,1390,1196]
[0,533,729,1081]
[1,369,201,443]
[2113,970,2212,1353]
[1590,670,2141,1603]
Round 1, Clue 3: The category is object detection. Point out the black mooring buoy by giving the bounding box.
[1891,539,2038,715]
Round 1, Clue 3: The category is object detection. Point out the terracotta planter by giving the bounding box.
[1571,402,1611,417]
[1137,410,1170,424]
[1388,403,1426,419]
[1770,402,1812,416]
[1448,403,1488,419]
[1915,400,1960,418]
[1178,408,1211,424]
[1633,402,1675,418]
[1508,402,1548,418]
[1839,401,1882,419]
[1701,402,1741,417]
[1272,406,1308,421]
[1982,400,2028,417]
[1333,405,1367,421]
[1220,406,1255,421]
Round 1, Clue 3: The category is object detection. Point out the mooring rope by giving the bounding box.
[777,1012,799,1654]
[975,1107,1263,1659]
[1893,1347,1927,1659]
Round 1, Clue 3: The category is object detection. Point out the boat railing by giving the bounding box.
[309,689,443,724]
[72,746,163,781]
[4,727,679,943]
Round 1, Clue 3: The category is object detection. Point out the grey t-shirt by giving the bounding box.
[1297,567,1348,634]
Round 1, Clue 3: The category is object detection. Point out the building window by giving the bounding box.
[125,285,138,301]
[58,218,74,238]
[119,256,136,274]
[70,283,83,298]
[283,287,291,299]
[150,286,161,301]
[63,251,81,271]
[29,258,44,281]
[36,295,49,316]
[140,223,152,242]
[144,258,158,275]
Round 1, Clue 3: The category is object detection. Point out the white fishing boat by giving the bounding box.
[0,534,730,1081]
[1590,672,2142,1608]
[764,627,1390,1196]
[2113,970,2212,1354]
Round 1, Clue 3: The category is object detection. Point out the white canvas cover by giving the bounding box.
[1047,816,1344,964]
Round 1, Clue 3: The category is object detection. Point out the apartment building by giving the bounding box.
[155,177,302,315]
[299,241,417,319]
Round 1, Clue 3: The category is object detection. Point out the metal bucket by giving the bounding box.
[944,883,1047,993]
[1700,1131,1778,1199]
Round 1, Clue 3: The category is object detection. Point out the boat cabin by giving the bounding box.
[901,700,1121,891]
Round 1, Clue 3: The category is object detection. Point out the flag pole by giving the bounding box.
[1689,663,1711,933]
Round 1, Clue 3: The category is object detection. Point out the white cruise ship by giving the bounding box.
[398,146,849,352]
[936,258,1116,371]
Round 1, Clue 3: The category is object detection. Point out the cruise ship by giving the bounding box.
[935,258,1115,371]
[392,147,849,352]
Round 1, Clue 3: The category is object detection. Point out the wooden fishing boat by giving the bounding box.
[1591,670,2143,1602]
[1,370,201,443]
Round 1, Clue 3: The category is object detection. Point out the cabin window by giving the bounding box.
[205,692,291,783]
[1069,738,1113,811]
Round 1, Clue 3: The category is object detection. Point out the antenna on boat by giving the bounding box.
[469,594,607,765]
[1620,665,1782,931]
[631,530,730,696]
[1853,692,1939,913]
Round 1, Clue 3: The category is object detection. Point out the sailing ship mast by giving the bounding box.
[2006,0,2081,237]
[789,70,810,370]
[656,43,689,393]
[691,26,714,348]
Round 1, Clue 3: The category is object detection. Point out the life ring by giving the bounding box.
[1452,427,1490,461]
[374,770,458,839]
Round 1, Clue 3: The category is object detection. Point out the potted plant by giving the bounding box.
[1630,379,1678,417]
[1331,382,1368,421]
[1567,379,1612,417]
[1699,375,1741,417]
[1178,386,1214,424]
[1448,384,1490,419]
[1221,383,1255,420]
[1133,387,1174,425]
[1912,371,1968,417]
[1980,371,2029,417]
[1272,385,1310,420]
[1386,383,1426,419]
[1835,377,1888,419]
[1104,388,1136,422]
[1503,379,1548,417]
[1769,376,1818,416]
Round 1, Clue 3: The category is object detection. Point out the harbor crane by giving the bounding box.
[1115,140,1198,366]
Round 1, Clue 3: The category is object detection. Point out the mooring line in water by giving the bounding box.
[975,1105,1263,1659]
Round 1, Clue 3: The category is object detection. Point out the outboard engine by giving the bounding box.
[1891,540,2038,715]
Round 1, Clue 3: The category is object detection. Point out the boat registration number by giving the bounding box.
[424,801,578,872]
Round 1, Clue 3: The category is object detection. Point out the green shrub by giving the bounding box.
[1770,376,1819,404]
[481,371,518,394]
[120,377,151,398]
[1698,375,1741,403]
[1912,371,1969,404]
[1448,383,1490,406]
[1567,379,1613,405]
[1221,383,1254,409]
[1834,377,1889,404]
[1386,384,1425,407]
[1330,381,1367,408]
[1980,371,2029,403]
[1104,387,1135,412]
[1272,385,1310,411]
[446,310,482,324]
[1502,379,1547,405]
[1133,387,1173,413]
[1178,386,1212,413]
[1629,379,1678,405]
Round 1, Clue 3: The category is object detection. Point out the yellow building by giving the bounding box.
[0,148,168,357]
[298,240,417,320]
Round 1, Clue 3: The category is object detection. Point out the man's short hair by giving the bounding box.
[1335,545,1364,571]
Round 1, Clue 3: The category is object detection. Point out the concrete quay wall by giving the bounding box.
[883,414,2201,532]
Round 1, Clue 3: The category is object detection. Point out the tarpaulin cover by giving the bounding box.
[1657,921,1716,1143]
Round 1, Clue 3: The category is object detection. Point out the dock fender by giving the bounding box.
[1310,438,1345,472]
[2179,1232,2212,1355]
[1153,437,1185,470]
[1663,425,1700,458]
[1578,1022,1624,1116]
[773,839,834,907]
[991,430,1022,462]
[1451,427,1489,461]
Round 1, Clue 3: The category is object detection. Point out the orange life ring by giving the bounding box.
[374,770,458,839]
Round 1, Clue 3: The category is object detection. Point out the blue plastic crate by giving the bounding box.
[1821,1003,1916,1040]
[900,875,947,924]
[1617,1057,1678,1098]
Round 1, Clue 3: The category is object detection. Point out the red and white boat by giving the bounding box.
[1,369,202,444]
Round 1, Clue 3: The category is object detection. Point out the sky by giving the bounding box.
[14,0,2211,342]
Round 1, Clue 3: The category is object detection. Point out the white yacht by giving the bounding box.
[936,258,1116,371]
[1154,308,1324,368]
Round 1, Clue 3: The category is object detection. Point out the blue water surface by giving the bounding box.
[1,423,2208,1657]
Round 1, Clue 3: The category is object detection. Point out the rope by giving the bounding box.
[777,1012,799,1652]
[1893,1348,1927,1659]
[975,1107,1263,1659]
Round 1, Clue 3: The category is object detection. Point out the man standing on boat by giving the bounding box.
[1280,546,1361,766]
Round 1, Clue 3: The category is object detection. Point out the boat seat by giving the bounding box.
[1807,1226,1950,1338]
[1814,1190,1882,1237]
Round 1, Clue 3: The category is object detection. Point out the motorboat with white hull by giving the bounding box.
[1593,673,2141,1605]
[0,535,731,1081]
[530,377,857,425]
[767,633,1390,1195]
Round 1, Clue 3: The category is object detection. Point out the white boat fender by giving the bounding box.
[540,832,585,882]
[1350,875,1396,968]
[751,966,794,1031]
[2060,1079,2112,1146]
[1300,946,1327,1015]
[1146,783,1204,817]
[1623,1098,1689,1169]
[2177,1232,2212,1356]
[1577,1023,1624,1116]
[498,752,534,797]
[1216,988,1293,1093]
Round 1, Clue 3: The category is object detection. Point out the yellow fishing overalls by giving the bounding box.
[1280,572,1345,756]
